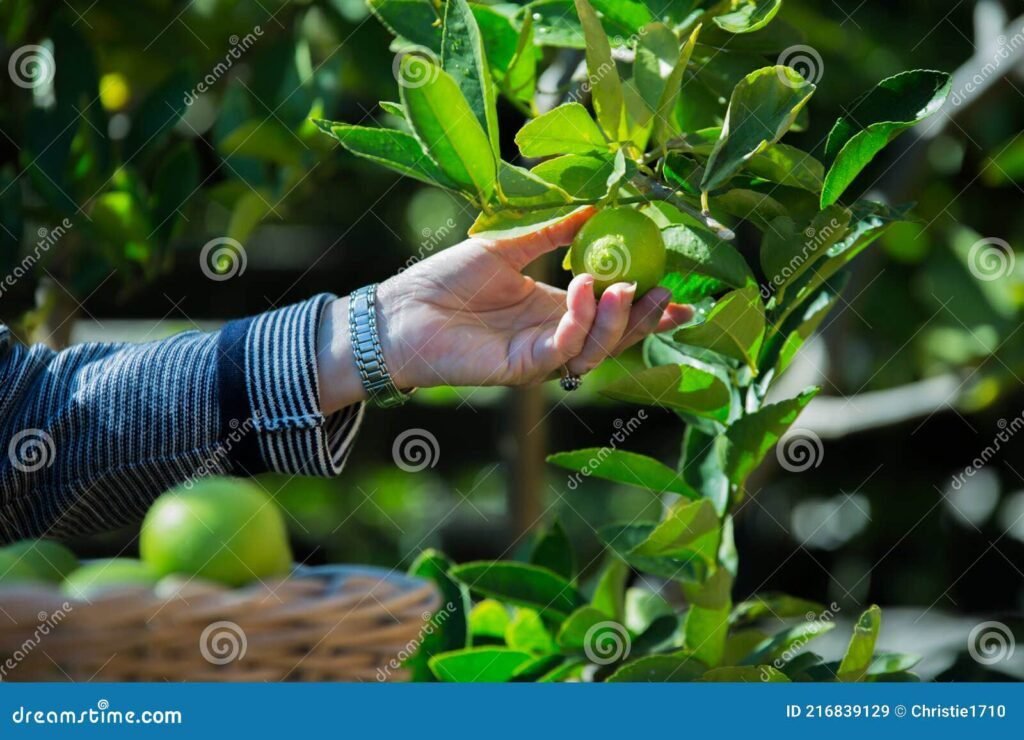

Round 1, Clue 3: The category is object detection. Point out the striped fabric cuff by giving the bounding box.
[216,294,363,477]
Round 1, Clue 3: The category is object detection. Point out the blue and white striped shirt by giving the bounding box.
[0,294,363,541]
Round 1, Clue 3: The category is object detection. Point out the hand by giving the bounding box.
[317,208,692,412]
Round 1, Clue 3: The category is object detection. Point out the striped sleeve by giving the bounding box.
[0,294,362,541]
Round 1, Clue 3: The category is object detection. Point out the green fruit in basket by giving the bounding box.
[62,558,157,599]
[0,550,48,586]
[3,539,79,582]
[140,477,293,587]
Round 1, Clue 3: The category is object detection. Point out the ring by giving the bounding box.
[560,366,582,392]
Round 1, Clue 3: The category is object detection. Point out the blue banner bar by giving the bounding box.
[0,683,1021,738]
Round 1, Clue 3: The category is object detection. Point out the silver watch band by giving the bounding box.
[348,284,413,408]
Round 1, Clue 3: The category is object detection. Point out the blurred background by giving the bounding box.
[2,0,1024,679]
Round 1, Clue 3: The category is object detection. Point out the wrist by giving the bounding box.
[316,296,368,414]
[374,277,418,392]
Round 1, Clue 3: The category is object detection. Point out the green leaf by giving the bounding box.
[710,0,782,34]
[515,102,608,157]
[429,647,533,682]
[681,427,732,515]
[91,191,152,264]
[575,0,625,140]
[605,654,706,682]
[700,666,789,682]
[632,614,680,654]
[547,449,699,497]
[744,143,824,192]
[367,0,442,50]
[682,568,732,667]
[723,387,819,486]
[442,0,500,158]
[838,605,882,682]
[506,608,558,654]
[530,520,576,581]
[501,10,538,104]
[710,189,789,230]
[532,153,631,200]
[625,587,674,634]
[469,204,584,239]
[771,286,840,378]
[469,599,511,643]
[674,285,766,371]
[556,606,616,650]
[590,558,628,621]
[662,222,755,289]
[498,162,573,207]
[511,654,565,681]
[760,206,851,299]
[408,549,471,680]
[629,499,719,561]
[701,66,815,192]
[591,0,654,33]
[600,523,707,582]
[731,592,828,626]
[600,364,731,421]
[227,190,273,245]
[219,119,306,168]
[316,122,459,189]
[743,619,836,665]
[821,70,951,207]
[652,24,701,145]
[399,59,497,201]
[450,562,584,619]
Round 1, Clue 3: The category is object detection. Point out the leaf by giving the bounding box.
[408,549,470,680]
[506,608,558,654]
[530,520,576,581]
[701,666,790,682]
[605,654,706,682]
[681,427,731,515]
[575,0,625,140]
[429,647,533,682]
[600,523,707,582]
[771,286,840,378]
[547,449,700,497]
[367,0,442,50]
[632,614,680,654]
[399,59,497,201]
[723,387,819,486]
[743,619,836,665]
[744,143,824,192]
[701,66,816,192]
[227,190,273,245]
[760,206,851,299]
[219,119,307,168]
[316,122,459,189]
[682,568,732,667]
[532,154,631,200]
[511,654,565,681]
[590,558,628,621]
[837,605,882,682]
[674,285,766,371]
[609,360,733,417]
[710,0,783,34]
[501,10,538,104]
[710,189,789,230]
[629,499,719,561]
[590,0,654,33]
[556,606,615,650]
[652,24,701,144]
[450,562,584,619]
[91,191,152,263]
[469,204,585,239]
[625,587,674,634]
[635,23,679,114]
[661,223,755,289]
[731,592,827,626]
[441,0,500,158]
[515,102,608,157]
[469,599,511,643]
[821,70,951,207]
[498,162,573,207]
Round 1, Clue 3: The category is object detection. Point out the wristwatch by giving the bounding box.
[348,284,415,408]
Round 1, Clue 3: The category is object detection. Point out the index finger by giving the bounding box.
[479,206,596,270]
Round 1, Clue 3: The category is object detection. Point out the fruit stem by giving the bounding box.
[631,174,735,241]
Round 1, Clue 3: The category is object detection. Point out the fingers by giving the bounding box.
[484,206,597,270]
[611,287,694,355]
[537,274,596,369]
[567,282,635,375]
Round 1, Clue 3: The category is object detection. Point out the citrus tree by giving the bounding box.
[317,0,951,682]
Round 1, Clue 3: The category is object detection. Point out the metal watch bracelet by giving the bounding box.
[348,284,414,408]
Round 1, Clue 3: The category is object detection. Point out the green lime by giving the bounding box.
[62,558,157,599]
[3,540,79,582]
[569,207,666,297]
[140,477,293,587]
[0,550,47,586]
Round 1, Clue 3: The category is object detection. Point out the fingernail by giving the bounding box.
[666,303,694,325]
[622,283,637,301]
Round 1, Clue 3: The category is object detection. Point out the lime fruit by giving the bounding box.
[0,550,47,586]
[140,477,293,587]
[62,558,157,599]
[569,207,666,297]
[3,539,79,582]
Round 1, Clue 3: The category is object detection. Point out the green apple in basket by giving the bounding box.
[140,477,293,587]
[0,539,78,585]
[62,558,158,599]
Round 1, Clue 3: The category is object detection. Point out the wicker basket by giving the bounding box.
[0,565,440,682]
